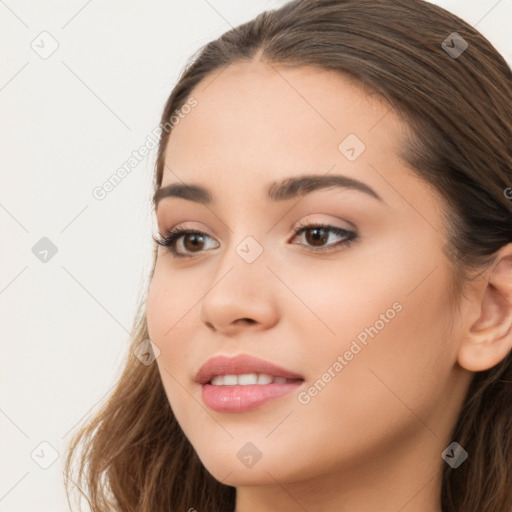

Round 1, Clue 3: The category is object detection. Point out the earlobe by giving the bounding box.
[457,243,512,373]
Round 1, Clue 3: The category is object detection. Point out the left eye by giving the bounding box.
[153,222,358,259]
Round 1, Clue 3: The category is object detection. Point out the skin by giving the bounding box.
[146,59,512,512]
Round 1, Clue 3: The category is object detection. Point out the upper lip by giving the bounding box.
[195,354,304,384]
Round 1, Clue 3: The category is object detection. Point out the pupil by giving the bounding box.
[307,228,327,246]
[185,234,204,251]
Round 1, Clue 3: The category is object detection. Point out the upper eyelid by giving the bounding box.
[161,220,355,239]
[159,214,356,233]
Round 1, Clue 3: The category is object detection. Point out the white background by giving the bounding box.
[1,1,511,510]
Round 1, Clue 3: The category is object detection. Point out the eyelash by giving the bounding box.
[153,222,358,259]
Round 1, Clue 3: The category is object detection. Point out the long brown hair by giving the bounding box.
[63,1,512,510]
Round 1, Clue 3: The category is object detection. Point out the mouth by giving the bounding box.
[195,354,305,413]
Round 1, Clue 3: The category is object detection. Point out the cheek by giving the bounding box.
[146,263,200,401]
[316,269,454,427]
[276,248,408,359]
[146,261,194,346]
[146,269,190,406]
[290,248,456,422]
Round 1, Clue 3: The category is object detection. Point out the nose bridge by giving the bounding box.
[210,229,269,300]
[218,204,274,271]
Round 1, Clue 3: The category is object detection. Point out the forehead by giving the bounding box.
[164,60,407,175]
[165,61,402,166]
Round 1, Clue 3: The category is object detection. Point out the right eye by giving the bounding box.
[153,226,219,259]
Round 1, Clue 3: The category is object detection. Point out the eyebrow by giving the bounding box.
[153,173,383,210]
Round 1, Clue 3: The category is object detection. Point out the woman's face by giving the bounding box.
[146,61,474,507]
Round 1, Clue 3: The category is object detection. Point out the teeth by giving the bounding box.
[211,375,226,386]
[209,373,292,386]
[257,374,273,385]
[223,374,238,386]
[239,373,258,385]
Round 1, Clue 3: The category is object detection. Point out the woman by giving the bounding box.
[64,1,512,510]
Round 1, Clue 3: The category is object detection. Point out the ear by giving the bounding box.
[457,243,512,372]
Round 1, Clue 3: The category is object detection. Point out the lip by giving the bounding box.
[195,354,305,413]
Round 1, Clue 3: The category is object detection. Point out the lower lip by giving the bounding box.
[201,381,303,413]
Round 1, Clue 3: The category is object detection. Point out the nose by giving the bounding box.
[198,253,280,336]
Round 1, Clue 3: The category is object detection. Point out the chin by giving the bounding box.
[194,440,307,487]
[203,460,282,487]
